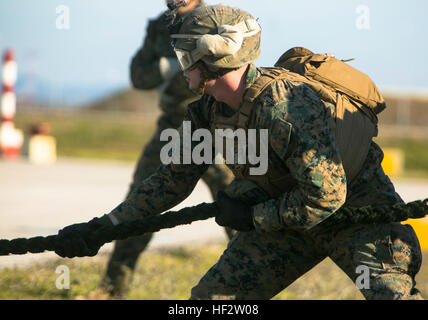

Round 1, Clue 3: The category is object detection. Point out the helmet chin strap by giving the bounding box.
[194,77,208,96]
[190,62,210,95]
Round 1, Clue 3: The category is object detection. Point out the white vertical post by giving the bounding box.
[1,48,23,158]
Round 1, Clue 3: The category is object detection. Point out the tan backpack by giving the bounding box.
[274,47,386,182]
[274,47,386,124]
[236,47,386,183]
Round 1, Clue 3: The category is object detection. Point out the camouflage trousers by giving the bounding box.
[100,112,235,297]
[191,220,423,300]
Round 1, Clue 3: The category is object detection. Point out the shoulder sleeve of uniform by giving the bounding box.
[251,80,347,232]
[130,18,164,89]
[145,19,157,39]
[108,104,210,223]
[147,12,169,38]
[186,95,214,129]
[130,12,177,89]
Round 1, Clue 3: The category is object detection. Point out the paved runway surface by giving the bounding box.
[1,158,428,268]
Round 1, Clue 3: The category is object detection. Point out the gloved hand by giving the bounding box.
[215,191,255,232]
[54,215,113,258]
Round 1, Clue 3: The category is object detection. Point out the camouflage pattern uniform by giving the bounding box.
[100,7,235,296]
[108,63,423,300]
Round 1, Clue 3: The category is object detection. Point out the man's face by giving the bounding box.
[166,0,188,8]
[183,66,218,95]
[166,0,198,15]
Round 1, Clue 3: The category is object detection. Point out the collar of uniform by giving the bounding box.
[217,64,260,116]
[243,64,261,92]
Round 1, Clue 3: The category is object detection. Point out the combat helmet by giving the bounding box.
[170,4,261,73]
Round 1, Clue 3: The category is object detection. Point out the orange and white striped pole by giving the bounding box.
[1,48,23,158]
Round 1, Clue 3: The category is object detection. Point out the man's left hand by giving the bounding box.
[54,215,112,258]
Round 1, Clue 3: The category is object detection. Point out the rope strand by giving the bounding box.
[0,199,426,257]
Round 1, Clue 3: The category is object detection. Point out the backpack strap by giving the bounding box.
[237,68,292,129]
[236,67,337,129]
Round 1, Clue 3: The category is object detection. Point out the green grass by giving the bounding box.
[14,110,158,162]
[1,244,428,300]
[0,245,223,300]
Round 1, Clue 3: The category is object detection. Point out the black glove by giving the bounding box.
[215,191,255,232]
[54,215,113,258]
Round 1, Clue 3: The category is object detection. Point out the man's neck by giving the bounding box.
[207,65,250,110]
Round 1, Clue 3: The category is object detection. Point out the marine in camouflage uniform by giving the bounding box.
[99,1,235,297]
[57,4,423,300]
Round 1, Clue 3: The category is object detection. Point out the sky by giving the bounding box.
[0,0,427,104]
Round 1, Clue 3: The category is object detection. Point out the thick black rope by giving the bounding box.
[0,198,427,256]
[0,202,219,256]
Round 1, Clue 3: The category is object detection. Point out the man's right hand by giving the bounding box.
[54,215,113,258]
